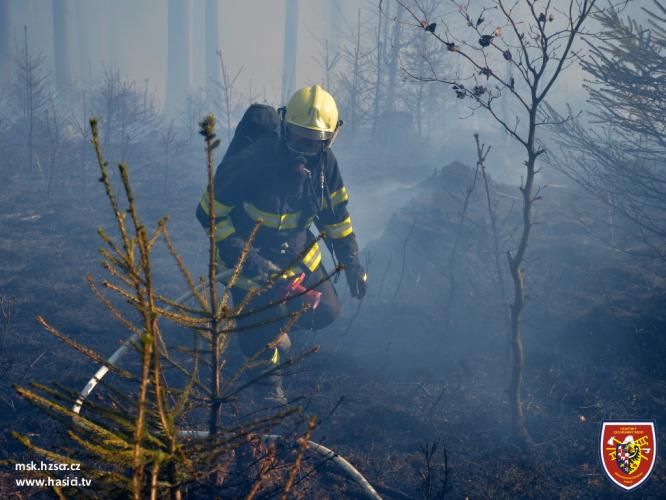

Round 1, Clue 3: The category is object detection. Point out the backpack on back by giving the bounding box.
[223,104,280,160]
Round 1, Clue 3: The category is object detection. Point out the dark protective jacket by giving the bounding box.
[196,136,360,287]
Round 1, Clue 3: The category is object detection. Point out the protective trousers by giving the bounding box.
[230,265,341,364]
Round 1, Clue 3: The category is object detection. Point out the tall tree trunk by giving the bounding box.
[165,0,191,116]
[415,33,426,137]
[349,8,362,142]
[75,0,92,89]
[326,0,342,74]
[52,0,71,97]
[0,0,10,87]
[385,7,403,112]
[282,0,299,104]
[507,109,539,445]
[371,0,387,138]
[205,0,219,93]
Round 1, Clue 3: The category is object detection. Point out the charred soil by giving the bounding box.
[1,159,665,499]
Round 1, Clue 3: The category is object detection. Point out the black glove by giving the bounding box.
[243,252,281,280]
[345,262,368,300]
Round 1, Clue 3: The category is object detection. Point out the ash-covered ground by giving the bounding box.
[1,139,664,499]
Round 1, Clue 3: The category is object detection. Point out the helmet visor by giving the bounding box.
[286,125,328,157]
[286,123,334,141]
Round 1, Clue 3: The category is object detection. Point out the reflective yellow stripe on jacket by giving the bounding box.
[214,218,236,242]
[301,241,322,271]
[322,216,353,239]
[329,186,349,208]
[243,202,301,230]
[218,240,322,289]
[278,241,322,278]
[199,194,234,217]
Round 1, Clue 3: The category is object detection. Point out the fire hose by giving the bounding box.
[71,272,382,499]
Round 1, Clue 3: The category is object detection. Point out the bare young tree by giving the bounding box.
[179,88,208,143]
[396,0,600,442]
[12,26,52,172]
[215,49,243,145]
[398,0,449,138]
[547,1,666,261]
[314,39,340,95]
[44,93,64,197]
[89,68,160,161]
[159,119,188,196]
[336,8,374,142]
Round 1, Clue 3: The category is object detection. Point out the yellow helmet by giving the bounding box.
[284,84,340,141]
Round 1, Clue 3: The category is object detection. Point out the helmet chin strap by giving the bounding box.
[324,120,343,150]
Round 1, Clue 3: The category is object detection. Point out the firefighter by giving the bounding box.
[196,84,367,403]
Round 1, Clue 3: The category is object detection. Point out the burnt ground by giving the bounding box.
[0,148,665,499]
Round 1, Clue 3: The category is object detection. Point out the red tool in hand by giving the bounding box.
[283,273,321,310]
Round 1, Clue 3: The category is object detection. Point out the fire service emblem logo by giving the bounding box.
[600,421,656,491]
